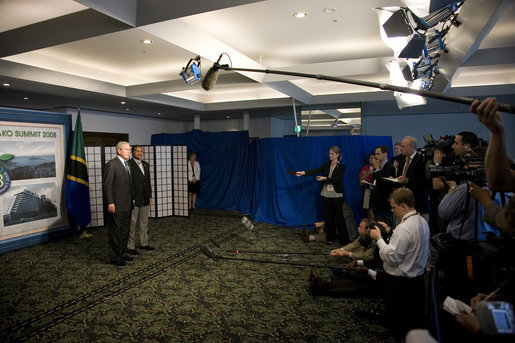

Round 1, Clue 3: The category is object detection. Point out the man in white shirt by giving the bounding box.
[370,188,430,339]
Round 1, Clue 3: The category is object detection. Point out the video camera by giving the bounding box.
[429,156,486,185]
[417,133,455,165]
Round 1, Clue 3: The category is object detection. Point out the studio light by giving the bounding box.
[425,29,447,57]
[180,56,201,85]
[387,60,426,109]
[382,9,414,38]
[421,5,454,27]
[398,34,426,58]
[378,8,426,59]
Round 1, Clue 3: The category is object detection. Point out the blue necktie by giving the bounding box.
[124,160,130,174]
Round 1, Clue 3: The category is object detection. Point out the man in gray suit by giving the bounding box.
[127,145,154,254]
[103,141,134,266]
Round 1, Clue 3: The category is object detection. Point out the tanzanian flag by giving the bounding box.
[65,111,91,230]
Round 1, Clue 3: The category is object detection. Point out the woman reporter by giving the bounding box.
[296,146,349,245]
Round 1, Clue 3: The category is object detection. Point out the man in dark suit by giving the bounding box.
[396,136,430,219]
[103,141,134,266]
[127,145,154,254]
[371,145,396,227]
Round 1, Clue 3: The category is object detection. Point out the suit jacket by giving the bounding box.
[128,158,152,207]
[395,153,429,213]
[305,161,346,194]
[103,157,133,212]
[371,161,395,212]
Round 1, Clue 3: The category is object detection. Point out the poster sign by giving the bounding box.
[0,122,66,240]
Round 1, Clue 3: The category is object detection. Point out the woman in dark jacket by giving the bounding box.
[296,146,349,245]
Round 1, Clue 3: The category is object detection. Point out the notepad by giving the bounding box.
[443,296,472,316]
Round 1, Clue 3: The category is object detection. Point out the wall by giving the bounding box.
[67,108,185,145]
[183,116,292,138]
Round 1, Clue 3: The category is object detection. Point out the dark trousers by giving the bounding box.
[322,196,349,245]
[108,209,132,263]
[317,272,381,298]
[383,273,426,339]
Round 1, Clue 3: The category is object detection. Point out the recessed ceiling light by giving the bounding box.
[2,83,10,86]
[121,101,126,104]
[140,39,153,44]
[293,11,308,18]
[125,108,130,111]
[23,97,29,100]
[226,115,230,119]
[323,7,337,13]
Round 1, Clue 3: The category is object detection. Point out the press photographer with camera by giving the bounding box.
[310,218,383,298]
[369,188,430,339]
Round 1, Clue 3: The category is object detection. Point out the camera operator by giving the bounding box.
[439,97,515,342]
[369,188,430,339]
[432,131,480,190]
[452,131,480,157]
[438,146,487,241]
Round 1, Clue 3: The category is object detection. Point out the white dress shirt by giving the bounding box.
[187,160,201,182]
[376,210,430,278]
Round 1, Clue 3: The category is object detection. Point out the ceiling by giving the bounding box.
[0,0,514,121]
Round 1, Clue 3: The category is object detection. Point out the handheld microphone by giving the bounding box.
[200,244,219,261]
[202,54,223,91]
[242,217,258,237]
[209,237,231,255]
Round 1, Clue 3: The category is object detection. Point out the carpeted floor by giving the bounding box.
[0,209,396,342]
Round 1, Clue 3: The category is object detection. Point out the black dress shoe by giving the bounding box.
[127,249,139,255]
[137,245,155,250]
[122,255,134,261]
[111,260,126,266]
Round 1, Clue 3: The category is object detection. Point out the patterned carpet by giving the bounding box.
[0,210,396,342]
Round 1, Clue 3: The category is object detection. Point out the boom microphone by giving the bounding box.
[201,54,223,91]
[200,244,219,261]
[213,64,515,114]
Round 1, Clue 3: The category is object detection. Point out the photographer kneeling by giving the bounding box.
[309,218,384,298]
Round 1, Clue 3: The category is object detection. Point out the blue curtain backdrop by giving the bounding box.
[151,130,391,227]
[152,130,252,211]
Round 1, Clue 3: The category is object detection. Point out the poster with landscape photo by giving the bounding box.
[0,121,65,240]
